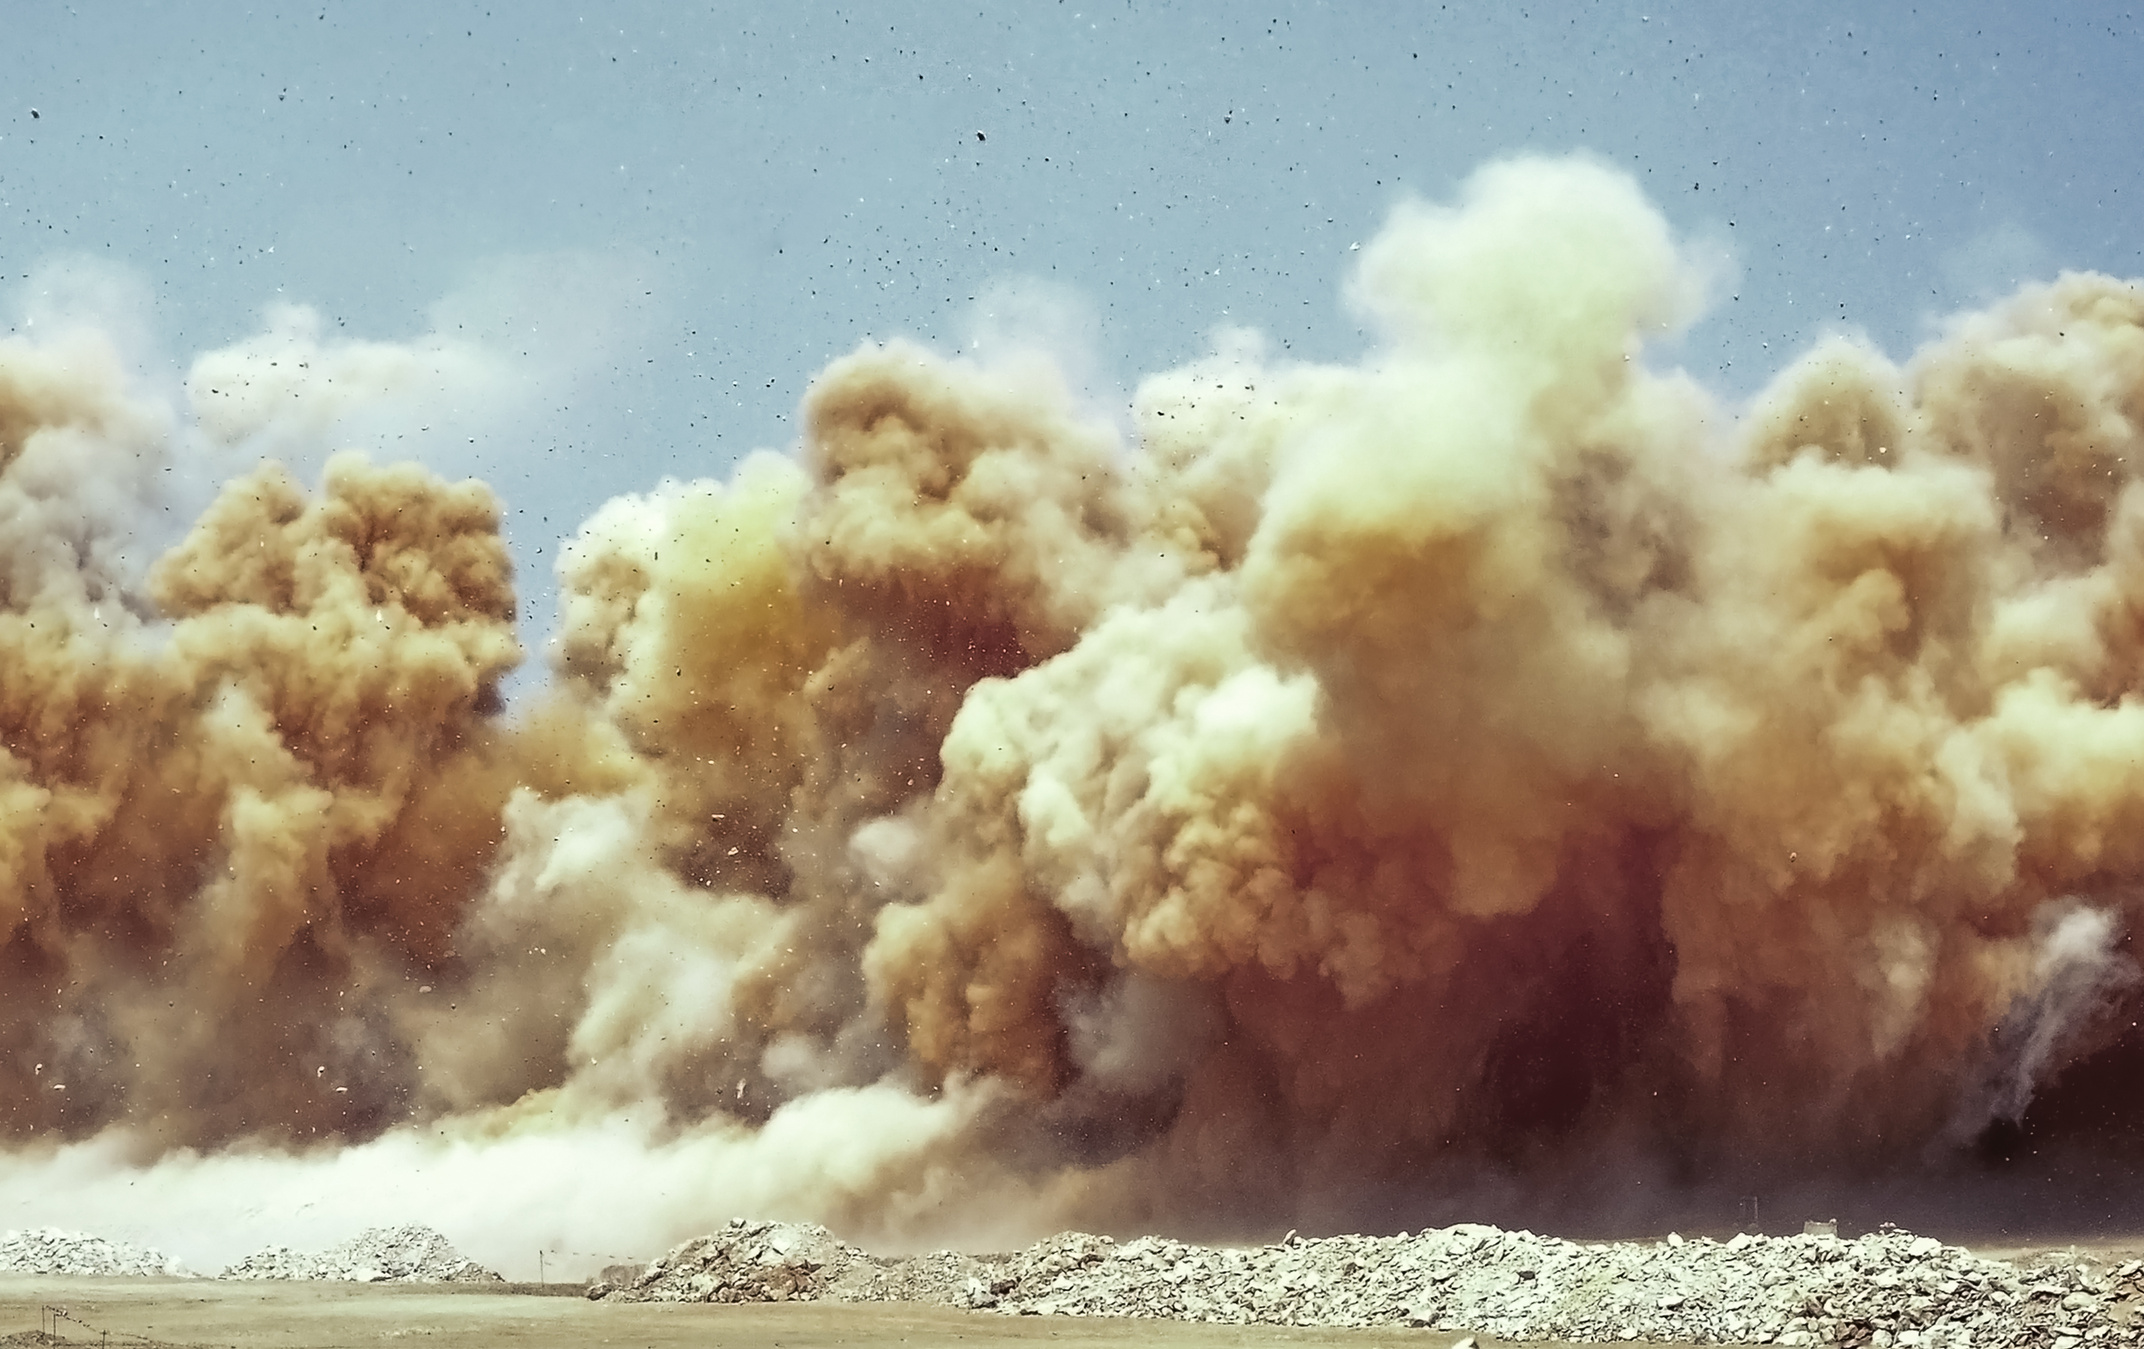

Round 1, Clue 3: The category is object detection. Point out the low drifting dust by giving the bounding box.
[6,156,2144,1275]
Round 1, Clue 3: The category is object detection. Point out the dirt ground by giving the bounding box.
[0,1277,1514,1349]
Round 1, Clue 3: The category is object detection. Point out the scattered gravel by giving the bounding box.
[607,1220,2144,1347]
[0,1228,187,1277]
[220,1224,501,1283]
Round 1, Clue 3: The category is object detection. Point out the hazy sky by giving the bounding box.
[6,0,2139,654]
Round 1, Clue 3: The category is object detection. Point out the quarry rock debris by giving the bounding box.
[10,1216,2144,1346]
[0,1224,498,1284]
[219,1225,501,1283]
[0,1228,188,1277]
[604,1219,2144,1347]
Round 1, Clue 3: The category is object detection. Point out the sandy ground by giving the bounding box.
[0,1277,1505,1349]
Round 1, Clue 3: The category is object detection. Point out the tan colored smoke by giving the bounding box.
[0,328,523,1143]
[6,156,2144,1251]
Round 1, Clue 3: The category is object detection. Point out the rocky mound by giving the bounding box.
[603,1220,2144,1345]
[219,1224,501,1283]
[593,1219,863,1302]
[0,1227,187,1277]
[840,1245,1008,1307]
[973,1226,2144,1345]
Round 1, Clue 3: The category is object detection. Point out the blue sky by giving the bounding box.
[5,0,2139,651]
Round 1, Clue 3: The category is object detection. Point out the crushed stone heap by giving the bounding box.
[960,1226,2144,1346]
[0,1228,187,1277]
[593,1219,864,1303]
[605,1221,2144,1347]
[219,1224,501,1283]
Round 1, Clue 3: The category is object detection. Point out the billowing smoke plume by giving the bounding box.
[7,156,2144,1269]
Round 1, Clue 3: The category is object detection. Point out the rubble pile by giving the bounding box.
[219,1224,501,1283]
[962,1226,2144,1345]
[593,1219,863,1303]
[0,1228,187,1277]
[839,1245,1009,1307]
[603,1221,2144,1345]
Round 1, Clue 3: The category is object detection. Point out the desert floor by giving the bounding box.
[0,1276,1506,1349]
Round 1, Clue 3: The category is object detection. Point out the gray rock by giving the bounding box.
[219,1224,500,1283]
[600,1219,862,1304]
[0,1227,188,1277]
[575,1215,2144,1345]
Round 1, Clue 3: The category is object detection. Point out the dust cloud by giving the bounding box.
[6,156,2144,1273]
